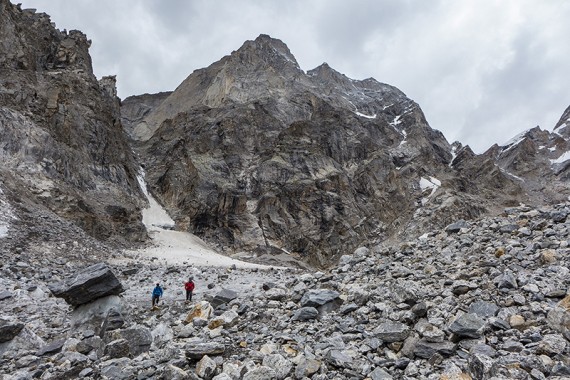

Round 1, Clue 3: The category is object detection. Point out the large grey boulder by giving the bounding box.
[413,340,456,359]
[262,353,293,380]
[211,288,238,308]
[445,220,469,233]
[48,262,124,306]
[185,341,226,360]
[468,301,499,318]
[547,295,570,340]
[71,295,123,335]
[291,307,319,321]
[104,339,131,359]
[300,289,341,308]
[106,326,153,356]
[449,313,485,338]
[373,321,410,342]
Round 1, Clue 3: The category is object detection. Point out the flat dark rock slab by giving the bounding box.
[48,262,124,306]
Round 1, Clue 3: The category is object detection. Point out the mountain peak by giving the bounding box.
[307,62,350,86]
[235,34,299,69]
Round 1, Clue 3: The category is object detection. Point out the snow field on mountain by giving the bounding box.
[127,174,268,269]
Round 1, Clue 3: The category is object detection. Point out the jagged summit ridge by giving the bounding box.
[554,104,570,138]
[237,34,301,69]
[306,61,414,126]
[134,34,412,141]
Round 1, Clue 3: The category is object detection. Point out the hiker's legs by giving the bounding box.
[186,290,190,301]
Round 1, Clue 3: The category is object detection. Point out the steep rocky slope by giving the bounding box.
[126,35,529,266]
[2,202,570,379]
[481,122,570,200]
[0,1,146,248]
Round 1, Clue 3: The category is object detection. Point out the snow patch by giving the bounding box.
[389,115,402,126]
[500,137,527,156]
[498,167,524,182]
[551,151,570,164]
[449,145,457,168]
[398,129,408,147]
[137,172,175,230]
[419,176,441,205]
[549,147,557,152]
[501,129,530,147]
[355,111,377,119]
[129,170,266,269]
[343,96,377,119]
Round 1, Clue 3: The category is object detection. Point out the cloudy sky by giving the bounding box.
[20,0,570,152]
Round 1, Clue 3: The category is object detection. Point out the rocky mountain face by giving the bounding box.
[0,0,146,251]
[2,202,570,379]
[2,0,568,271]
[480,122,570,201]
[125,35,536,267]
[121,91,172,140]
[2,2,570,379]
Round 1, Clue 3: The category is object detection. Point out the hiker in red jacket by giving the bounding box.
[184,277,195,302]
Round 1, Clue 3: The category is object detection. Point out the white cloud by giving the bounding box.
[18,0,570,152]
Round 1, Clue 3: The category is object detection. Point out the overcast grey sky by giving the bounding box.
[20,0,570,153]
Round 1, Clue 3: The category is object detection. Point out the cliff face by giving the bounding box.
[0,1,146,245]
[126,35,530,266]
[3,0,565,267]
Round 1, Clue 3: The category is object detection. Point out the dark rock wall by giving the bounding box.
[0,0,146,244]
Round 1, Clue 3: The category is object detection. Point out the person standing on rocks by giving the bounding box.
[151,283,163,309]
[184,277,195,302]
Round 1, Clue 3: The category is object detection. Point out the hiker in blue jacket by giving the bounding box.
[152,283,163,308]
